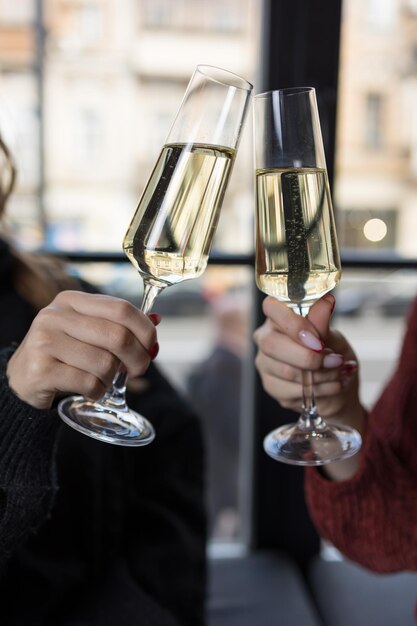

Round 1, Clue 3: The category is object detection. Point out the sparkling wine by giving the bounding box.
[255,167,341,310]
[123,143,235,286]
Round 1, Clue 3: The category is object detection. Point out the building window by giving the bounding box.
[141,0,177,28]
[366,0,397,32]
[79,4,104,45]
[338,208,397,251]
[365,93,384,149]
[74,108,103,165]
[140,0,244,32]
[0,0,34,24]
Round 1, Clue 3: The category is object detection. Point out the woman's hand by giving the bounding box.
[254,294,366,478]
[6,291,159,410]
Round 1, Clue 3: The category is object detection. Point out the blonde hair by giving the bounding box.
[0,133,80,310]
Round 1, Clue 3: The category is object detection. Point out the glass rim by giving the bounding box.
[196,64,253,92]
[254,86,315,99]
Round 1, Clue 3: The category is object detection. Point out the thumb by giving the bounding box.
[307,294,335,340]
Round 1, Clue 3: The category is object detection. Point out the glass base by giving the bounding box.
[58,395,155,447]
[263,421,362,466]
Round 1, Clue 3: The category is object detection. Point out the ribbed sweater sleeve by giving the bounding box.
[0,346,60,566]
[305,298,417,573]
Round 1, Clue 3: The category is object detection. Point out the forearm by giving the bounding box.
[0,347,59,564]
[320,400,368,481]
[305,426,417,572]
[305,355,417,571]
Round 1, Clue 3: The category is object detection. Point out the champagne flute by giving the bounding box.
[254,87,362,465]
[58,65,253,446]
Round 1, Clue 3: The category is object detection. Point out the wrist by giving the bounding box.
[321,402,367,481]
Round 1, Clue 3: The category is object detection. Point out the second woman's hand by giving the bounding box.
[254,294,367,479]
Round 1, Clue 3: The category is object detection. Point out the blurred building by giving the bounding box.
[0,0,43,244]
[335,0,417,257]
[4,0,417,259]
[0,0,259,252]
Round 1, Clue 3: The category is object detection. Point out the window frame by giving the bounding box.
[33,0,417,566]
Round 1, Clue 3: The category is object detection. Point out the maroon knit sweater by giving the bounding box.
[305,297,417,576]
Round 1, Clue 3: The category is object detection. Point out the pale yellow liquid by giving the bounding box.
[255,167,341,310]
[123,143,235,286]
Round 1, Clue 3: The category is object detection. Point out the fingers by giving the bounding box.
[43,291,157,377]
[262,295,336,350]
[254,293,360,420]
[258,368,345,412]
[255,349,342,385]
[37,359,141,404]
[307,294,335,339]
[40,330,122,388]
[254,316,344,375]
[6,291,161,410]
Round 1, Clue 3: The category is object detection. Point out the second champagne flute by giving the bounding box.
[58,65,253,446]
[254,87,362,466]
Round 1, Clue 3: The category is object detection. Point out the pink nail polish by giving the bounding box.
[298,330,324,352]
[323,353,344,368]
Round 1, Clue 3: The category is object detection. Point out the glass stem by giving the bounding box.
[101,280,165,410]
[140,281,165,315]
[298,303,323,431]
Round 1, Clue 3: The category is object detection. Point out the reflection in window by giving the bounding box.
[138,79,187,168]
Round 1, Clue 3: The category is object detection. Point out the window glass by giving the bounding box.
[73,261,254,542]
[0,0,261,546]
[1,0,260,254]
[0,0,35,24]
[334,269,410,408]
[336,0,417,260]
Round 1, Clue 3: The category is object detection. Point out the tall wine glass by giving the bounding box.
[254,87,362,465]
[58,65,253,446]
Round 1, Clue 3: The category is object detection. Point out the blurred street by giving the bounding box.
[155,310,406,410]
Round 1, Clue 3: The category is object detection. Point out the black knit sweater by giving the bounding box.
[0,240,207,625]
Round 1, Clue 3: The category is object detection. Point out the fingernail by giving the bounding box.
[149,342,159,360]
[340,360,358,388]
[299,330,324,352]
[323,294,336,313]
[323,353,344,368]
[340,360,358,376]
[148,313,162,326]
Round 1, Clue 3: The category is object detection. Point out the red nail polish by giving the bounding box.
[340,361,358,375]
[148,313,162,326]
[149,342,159,360]
[340,361,358,388]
